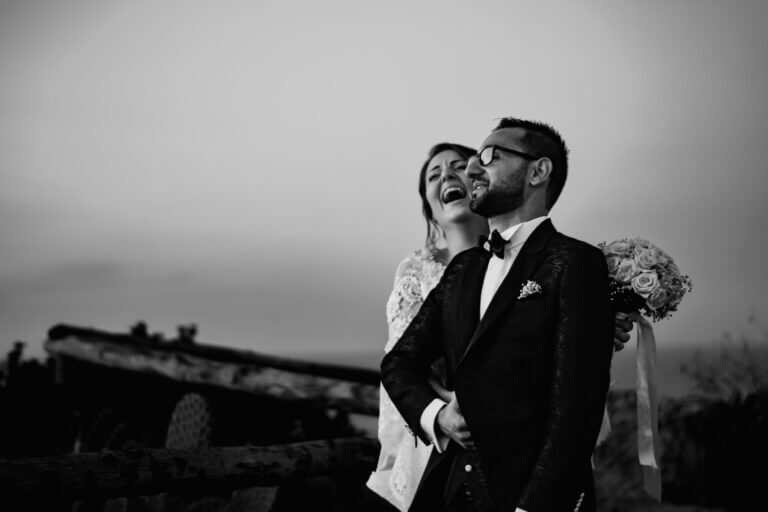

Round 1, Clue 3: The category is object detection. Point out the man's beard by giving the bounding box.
[470,171,526,218]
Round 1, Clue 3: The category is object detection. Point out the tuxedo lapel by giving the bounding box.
[452,249,488,360]
[458,220,556,367]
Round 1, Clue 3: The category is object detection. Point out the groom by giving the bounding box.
[381,117,614,512]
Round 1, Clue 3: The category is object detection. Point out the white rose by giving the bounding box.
[605,240,631,256]
[634,248,658,270]
[632,272,660,299]
[615,259,640,284]
[605,255,621,277]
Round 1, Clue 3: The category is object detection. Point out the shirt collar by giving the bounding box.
[500,216,549,249]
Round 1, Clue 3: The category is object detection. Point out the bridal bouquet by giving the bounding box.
[598,237,692,501]
[599,237,692,322]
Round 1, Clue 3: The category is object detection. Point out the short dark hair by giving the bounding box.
[418,142,476,248]
[493,117,569,209]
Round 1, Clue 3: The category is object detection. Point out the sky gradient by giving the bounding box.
[2,1,767,393]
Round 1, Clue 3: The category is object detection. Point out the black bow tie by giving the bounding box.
[483,229,509,259]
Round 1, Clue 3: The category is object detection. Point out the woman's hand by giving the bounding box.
[613,312,634,351]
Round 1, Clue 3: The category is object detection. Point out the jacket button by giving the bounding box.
[464,464,473,473]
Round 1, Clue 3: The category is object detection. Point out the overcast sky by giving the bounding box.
[2,0,767,379]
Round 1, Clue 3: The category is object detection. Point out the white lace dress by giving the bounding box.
[366,248,446,512]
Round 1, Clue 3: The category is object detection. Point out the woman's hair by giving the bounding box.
[418,142,477,249]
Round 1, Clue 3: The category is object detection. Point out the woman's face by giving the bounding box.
[424,149,475,230]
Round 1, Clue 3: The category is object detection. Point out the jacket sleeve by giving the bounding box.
[380,273,447,445]
[518,245,614,511]
[377,257,431,455]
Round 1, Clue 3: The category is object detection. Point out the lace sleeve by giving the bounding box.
[385,274,425,354]
[384,250,444,353]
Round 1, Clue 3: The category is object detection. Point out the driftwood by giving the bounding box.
[46,324,380,415]
[0,437,378,502]
[47,325,380,384]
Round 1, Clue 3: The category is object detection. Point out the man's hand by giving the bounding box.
[613,312,634,351]
[436,397,473,449]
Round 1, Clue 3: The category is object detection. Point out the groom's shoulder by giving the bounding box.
[549,231,605,263]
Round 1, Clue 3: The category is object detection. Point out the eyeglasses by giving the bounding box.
[477,145,539,166]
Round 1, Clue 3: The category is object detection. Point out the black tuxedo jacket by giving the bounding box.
[381,220,614,512]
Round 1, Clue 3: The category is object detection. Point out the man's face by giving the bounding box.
[467,127,532,218]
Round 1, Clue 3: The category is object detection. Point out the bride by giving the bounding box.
[366,142,486,511]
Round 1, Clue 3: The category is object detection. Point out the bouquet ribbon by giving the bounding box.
[631,312,662,501]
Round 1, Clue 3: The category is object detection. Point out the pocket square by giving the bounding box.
[517,280,543,300]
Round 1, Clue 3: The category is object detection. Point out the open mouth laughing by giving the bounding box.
[441,186,467,204]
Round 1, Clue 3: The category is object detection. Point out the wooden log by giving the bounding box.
[45,327,381,415]
[47,324,380,384]
[0,437,378,502]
